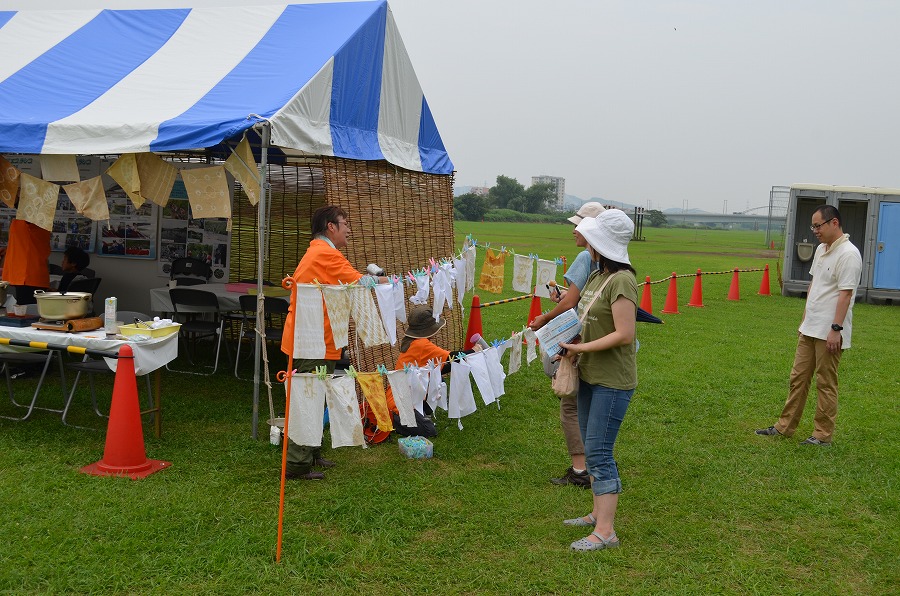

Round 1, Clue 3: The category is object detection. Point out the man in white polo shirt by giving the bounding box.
[756,205,862,446]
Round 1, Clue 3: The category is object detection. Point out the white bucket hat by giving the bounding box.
[575,209,634,265]
[567,201,606,225]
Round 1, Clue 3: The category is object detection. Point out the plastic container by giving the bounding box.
[104,297,117,334]
[398,436,433,459]
[118,323,181,337]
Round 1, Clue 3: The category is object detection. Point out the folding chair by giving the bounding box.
[170,258,212,287]
[166,288,228,375]
[0,350,68,421]
[233,294,288,379]
[66,277,102,295]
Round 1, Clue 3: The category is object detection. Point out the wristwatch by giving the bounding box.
[831,323,843,332]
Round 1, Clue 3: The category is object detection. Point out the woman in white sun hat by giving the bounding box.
[559,208,638,552]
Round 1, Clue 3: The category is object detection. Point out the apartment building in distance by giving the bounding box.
[532,175,566,209]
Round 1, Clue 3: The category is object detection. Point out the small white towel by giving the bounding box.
[484,346,506,399]
[407,366,427,415]
[465,246,476,292]
[426,361,447,412]
[324,375,365,448]
[512,254,534,294]
[507,332,523,375]
[349,286,390,347]
[453,257,467,308]
[286,374,325,447]
[449,359,477,420]
[322,285,350,350]
[386,370,416,428]
[293,286,325,359]
[409,272,430,305]
[373,283,397,345]
[466,351,496,406]
[393,282,407,323]
[534,259,558,298]
[524,328,538,364]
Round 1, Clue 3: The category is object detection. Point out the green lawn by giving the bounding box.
[1,224,897,594]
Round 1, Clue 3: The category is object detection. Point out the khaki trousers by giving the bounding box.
[775,334,842,442]
[560,394,585,457]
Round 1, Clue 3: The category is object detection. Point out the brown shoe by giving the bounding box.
[314,457,336,469]
[551,467,591,488]
[285,470,325,480]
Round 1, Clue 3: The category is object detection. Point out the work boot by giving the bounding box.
[551,466,590,488]
[314,457,336,469]
[285,470,325,480]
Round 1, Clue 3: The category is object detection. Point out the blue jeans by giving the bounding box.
[577,381,633,496]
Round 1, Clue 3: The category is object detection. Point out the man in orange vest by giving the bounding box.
[281,205,386,480]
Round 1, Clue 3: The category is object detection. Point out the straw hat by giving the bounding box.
[567,201,606,225]
[404,304,445,338]
[575,209,634,265]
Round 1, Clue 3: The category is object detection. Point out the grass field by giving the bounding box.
[1,223,898,594]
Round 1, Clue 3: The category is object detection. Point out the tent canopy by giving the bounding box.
[0,1,453,174]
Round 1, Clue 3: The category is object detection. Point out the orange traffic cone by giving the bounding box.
[640,276,653,314]
[81,345,170,480]
[727,269,741,301]
[527,291,543,327]
[463,295,484,350]
[759,264,771,296]
[688,269,704,307]
[770,240,775,250]
[662,272,680,314]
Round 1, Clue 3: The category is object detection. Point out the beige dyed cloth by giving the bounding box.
[106,153,144,208]
[286,375,325,447]
[349,286,389,347]
[324,375,365,448]
[0,155,20,208]
[293,285,326,359]
[40,154,80,183]
[63,177,109,221]
[534,259,557,298]
[181,166,231,220]
[321,285,351,350]
[478,248,506,294]
[17,173,59,231]
[512,254,534,294]
[135,153,177,207]
[507,331,523,375]
[224,136,260,206]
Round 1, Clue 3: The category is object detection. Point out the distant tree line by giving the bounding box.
[454,175,557,221]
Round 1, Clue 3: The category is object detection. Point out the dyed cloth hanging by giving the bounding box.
[321,285,351,350]
[63,177,109,221]
[357,372,393,433]
[466,350,496,406]
[426,361,447,412]
[105,153,144,208]
[135,153,177,207]
[392,281,407,323]
[431,265,450,320]
[17,173,59,231]
[484,346,506,399]
[524,327,538,364]
[324,375,365,448]
[409,272,429,305]
[223,135,260,205]
[350,286,390,347]
[507,331,523,375]
[39,154,79,182]
[293,285,326,359]
[534,259,558,298]
[512,254,534,293]
[286,374,326,447]
[448,359,477,420]
[453,257,467,308]
[386,370,416,427]
[181,165,231,220]
[0,155,20,208]
[464,245,476,291]
[407,366,427,415]
[373,283,397,345]
[478,248,506,294]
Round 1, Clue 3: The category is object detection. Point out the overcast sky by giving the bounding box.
[9,0,900,212]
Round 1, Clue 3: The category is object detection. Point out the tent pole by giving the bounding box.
[252,123,271,440]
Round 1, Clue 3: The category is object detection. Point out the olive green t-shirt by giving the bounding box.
[576,270,638,390]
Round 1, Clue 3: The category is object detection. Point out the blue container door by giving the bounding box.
[873,202,900,289]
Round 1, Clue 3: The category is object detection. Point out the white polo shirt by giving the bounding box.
[798,234,862,348]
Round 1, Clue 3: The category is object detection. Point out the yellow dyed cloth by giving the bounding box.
[0,155,20,208]
[106,153,144,208]
[17,173,59,231]
[135,153,177,207]
[356,372,393,433]
[63,177,109,221]
[223,136,260,205]
[181,166,231,220]
[40,154,79,182]
[478,248,506,294]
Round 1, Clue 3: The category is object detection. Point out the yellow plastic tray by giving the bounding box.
[118,323,181,337]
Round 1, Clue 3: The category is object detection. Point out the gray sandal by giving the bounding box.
[563,513,596,527]
[571,531,620,551]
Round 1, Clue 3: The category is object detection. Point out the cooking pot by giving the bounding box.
[33,290,92,320]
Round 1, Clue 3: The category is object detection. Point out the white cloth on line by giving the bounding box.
[324,375,364,448]
[431,266,450,320]
[466,351,496,406]
[507,332,523,375]
[349,286,389,347]
[524,328,538,364]
[393,281,407,323]
[293,286,325,359]
[534,259,557,298]
[321,285,350,350]
[426,361,447,412]
[286,374,325,447]
[512,254,534,294]
[484,346,506,399]
[407,365,427,415]
[448,359,477,420]
[464,245,476,292]
[386,369,417,427]
[409,272,429,305]
[453,257,467,308]
[373,283,397,345]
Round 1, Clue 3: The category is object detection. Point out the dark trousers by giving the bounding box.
[286,358,336,475]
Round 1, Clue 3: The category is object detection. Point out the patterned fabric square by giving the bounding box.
[464,245,476,291]
[286,375,325,447]
[181,166,231,219]
[0,155,20,208]
[135,153,177,207]
[224,136,260,206]
[324,375,365,448]
[105,153,145,208]
[349,286,389,347]
[507,332,523,375]
[512,254,534,293]
[357,372,393,433]
[477,248,506,294]
[40,154,80,183]
[63,177,109,221]
[293,285,326,359]
[534,259,558,298]
[322,285,351,349]
[17,173,59,231]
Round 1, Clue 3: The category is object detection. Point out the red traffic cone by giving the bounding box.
[463,295,484,350]
[727,268,741,301]
[770,240,775,250]
[688,269,704,307]
[759,264,771,296]
[662,272,680,314]
[640,276,653,314]
[81,345,170,479]
[527,291,543,327]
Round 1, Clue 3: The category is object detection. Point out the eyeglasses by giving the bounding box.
[810,217,835,231]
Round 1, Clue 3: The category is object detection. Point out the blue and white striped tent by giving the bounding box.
[0,0,453,175]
